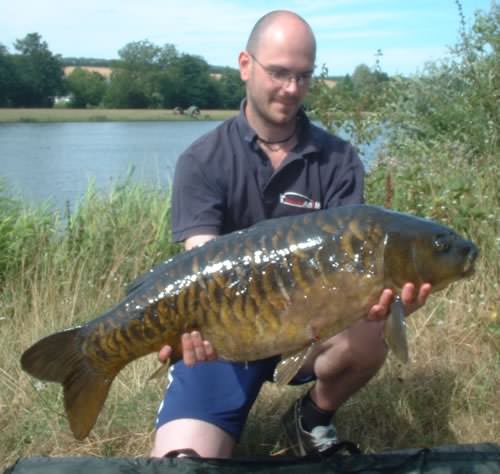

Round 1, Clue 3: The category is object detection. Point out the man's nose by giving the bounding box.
[283,77,301,94]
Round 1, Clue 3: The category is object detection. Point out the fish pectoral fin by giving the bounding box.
[147,358,171,382]
[384,296,409,363]
[273,343,316,386]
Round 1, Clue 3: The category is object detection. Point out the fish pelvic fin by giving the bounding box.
[273,343,317,386]
[20,327,115,440]
[384,297,409,363]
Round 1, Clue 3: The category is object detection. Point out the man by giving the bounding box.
[150,10,431,458]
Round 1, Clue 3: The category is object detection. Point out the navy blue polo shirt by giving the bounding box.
[171,101,364,242]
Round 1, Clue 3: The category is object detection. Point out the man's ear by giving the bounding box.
[239,51,251,81]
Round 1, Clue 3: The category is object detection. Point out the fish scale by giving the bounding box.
[20,205,478,440]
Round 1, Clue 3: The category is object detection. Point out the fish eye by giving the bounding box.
[433,236,451,253]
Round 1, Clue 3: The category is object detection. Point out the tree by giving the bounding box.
[0,45,19,106]
[217,68,245,109]
[118,40,163,76]
[351,64,374,93]
[12,33,64,107]
[105,41,179,108]
[103,39,237,109]
[167,54,220,108]
[103,69,149,108]
[350,63,388,110]
[65,68,107,107]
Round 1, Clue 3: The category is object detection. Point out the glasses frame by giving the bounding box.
[249,54,314,88]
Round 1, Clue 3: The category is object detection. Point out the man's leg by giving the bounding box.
[150,358,278,458]
[306,318,388,411]
[281,318,388,455]
[151,419,234,458]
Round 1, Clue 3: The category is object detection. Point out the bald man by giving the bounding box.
[150,10,430,458]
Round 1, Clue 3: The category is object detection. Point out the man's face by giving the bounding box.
[240,28,315,128]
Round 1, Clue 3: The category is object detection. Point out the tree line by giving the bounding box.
[1,32,393,111]
[0,34,245,109]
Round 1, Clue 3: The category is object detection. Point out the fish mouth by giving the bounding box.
[462,248,478,276]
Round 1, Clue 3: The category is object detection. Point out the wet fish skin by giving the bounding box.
[20,205,478,439]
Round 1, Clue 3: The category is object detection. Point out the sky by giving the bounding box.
[0,0,494,76]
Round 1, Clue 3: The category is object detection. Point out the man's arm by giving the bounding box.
[184,234,217,251]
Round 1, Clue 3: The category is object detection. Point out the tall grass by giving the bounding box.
[0,165,497,468]
[0,178,180,468]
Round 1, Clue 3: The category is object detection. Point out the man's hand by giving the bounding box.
[367,283,432,321]
[158,331,217,367]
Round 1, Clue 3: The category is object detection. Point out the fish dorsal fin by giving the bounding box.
[384,297,409,363]
[273,343,316,386]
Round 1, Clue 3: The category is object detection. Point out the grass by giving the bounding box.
[0,108,238,123]
[0,149,498,470]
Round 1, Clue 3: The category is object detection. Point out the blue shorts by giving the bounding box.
[155,357,314,442]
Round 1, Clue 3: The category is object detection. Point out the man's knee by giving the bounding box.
[151,419,235,458]
[348,319,388,366]
[314,320,388,378]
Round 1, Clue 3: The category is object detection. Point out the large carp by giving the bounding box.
[21,205,478,440]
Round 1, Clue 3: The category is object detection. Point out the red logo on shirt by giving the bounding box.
[279,192,321,210]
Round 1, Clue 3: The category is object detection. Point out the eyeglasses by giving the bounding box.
[250,54,314,87]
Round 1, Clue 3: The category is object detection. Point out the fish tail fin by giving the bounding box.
[384,297,409,363]
[21,328,115,440]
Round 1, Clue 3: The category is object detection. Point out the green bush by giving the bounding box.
[309,2,499,251]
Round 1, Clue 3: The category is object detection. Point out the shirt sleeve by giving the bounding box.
[171,149,225,242]
[323,142,365,208]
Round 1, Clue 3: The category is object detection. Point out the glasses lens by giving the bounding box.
[272,70,292,83]
[252,55,311,87]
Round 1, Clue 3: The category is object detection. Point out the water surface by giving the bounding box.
[0,120,378,213]
[0,121,220,212]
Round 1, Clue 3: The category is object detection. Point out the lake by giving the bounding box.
[0,121,378,214]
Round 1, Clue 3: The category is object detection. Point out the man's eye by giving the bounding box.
[300,72,313,80]
[271,69,290,80]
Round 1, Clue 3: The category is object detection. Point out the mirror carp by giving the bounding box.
[20,205,478,439]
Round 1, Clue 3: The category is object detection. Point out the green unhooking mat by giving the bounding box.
[4,443,500,474]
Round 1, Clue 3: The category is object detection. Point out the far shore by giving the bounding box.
[0,108,239,123]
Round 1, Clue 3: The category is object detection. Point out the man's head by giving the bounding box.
[239,11,316,129]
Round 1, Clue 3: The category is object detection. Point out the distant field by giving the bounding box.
[0,108,238,123]
[63,66,113,79]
